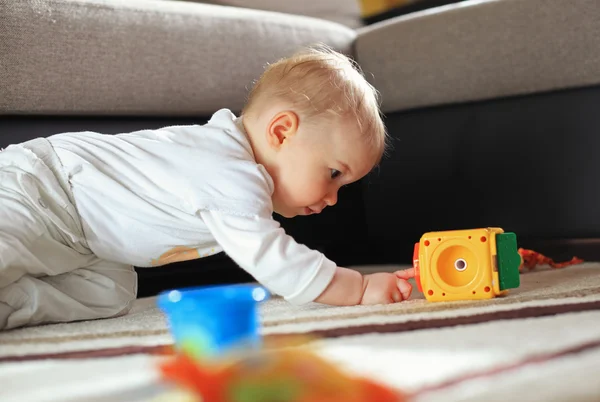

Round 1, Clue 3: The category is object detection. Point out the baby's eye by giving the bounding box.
[330,169,341,179]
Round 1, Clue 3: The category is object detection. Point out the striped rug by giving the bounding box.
[1,264,600,401]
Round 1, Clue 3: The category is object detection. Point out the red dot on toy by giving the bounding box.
[484,286,491,292]
[424,240,430,246]
[480,236,487,242]
[472,291,476,294]
[428,290,434,296]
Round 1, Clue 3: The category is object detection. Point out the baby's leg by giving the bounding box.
[0,259,137,330]
[0,190,92,289]
[0,145,94,289]
[0,144,136,329]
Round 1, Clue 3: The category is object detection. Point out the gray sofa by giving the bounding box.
[2,0,600,295]
[4,0,599,117]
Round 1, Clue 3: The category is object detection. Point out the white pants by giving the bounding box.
[0,139,137,330]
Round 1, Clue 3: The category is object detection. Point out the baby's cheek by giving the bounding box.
[295,181,326,203]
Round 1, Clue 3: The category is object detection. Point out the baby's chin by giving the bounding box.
[273,207,294,219]
[273,206,304,219]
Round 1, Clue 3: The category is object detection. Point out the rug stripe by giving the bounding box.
[0,345,171,363]
[2,299,600,363]
[306,299,600,339]
[412,338,600,396]
[0,329,169,345]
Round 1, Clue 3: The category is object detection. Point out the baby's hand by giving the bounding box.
[360,268,415,305]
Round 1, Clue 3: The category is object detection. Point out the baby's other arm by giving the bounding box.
[199,210,336,305]
[200,209,414,306]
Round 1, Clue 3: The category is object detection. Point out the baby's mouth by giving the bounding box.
[306,206,323,215]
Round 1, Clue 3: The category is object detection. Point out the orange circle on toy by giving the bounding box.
[436,245,477,287]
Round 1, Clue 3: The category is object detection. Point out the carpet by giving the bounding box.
[1,264,600,401]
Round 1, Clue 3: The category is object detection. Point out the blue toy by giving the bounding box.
[157,284,270,359]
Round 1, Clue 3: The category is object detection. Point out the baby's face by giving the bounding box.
[271,119,377,218]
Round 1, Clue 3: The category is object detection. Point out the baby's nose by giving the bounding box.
[324,191,338,207]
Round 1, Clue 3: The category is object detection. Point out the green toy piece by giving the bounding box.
[496,232,521,291]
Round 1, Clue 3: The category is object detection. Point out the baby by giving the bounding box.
[0,46,414,330]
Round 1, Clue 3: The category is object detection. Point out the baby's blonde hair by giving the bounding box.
[242,45,388,163]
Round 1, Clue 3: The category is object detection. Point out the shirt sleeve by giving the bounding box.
[199,210,336,305]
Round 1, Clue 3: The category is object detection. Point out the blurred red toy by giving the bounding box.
[159,348,405,402]
[518,248,584,272]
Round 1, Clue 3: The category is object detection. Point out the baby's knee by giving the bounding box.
[69,262,138,312]
[102,267,138,318]
[39,262,138,321]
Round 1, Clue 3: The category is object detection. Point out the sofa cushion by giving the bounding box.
[356,0,600,113]
[0,0,355,116]
[198,0,364,28]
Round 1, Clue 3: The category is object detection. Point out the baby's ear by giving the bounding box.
[267,111,299,149]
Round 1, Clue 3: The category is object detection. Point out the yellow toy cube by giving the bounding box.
[413,228,521,302]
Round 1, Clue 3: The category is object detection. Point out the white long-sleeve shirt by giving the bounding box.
[48,109,336,305]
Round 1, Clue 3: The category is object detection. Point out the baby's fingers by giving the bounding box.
[396,278,413,301]
[395,268,415,280]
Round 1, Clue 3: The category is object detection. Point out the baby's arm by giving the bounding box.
[200,210,414,306]
[315,267,415,306]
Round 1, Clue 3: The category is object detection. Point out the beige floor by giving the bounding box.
[1,264,600,402]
